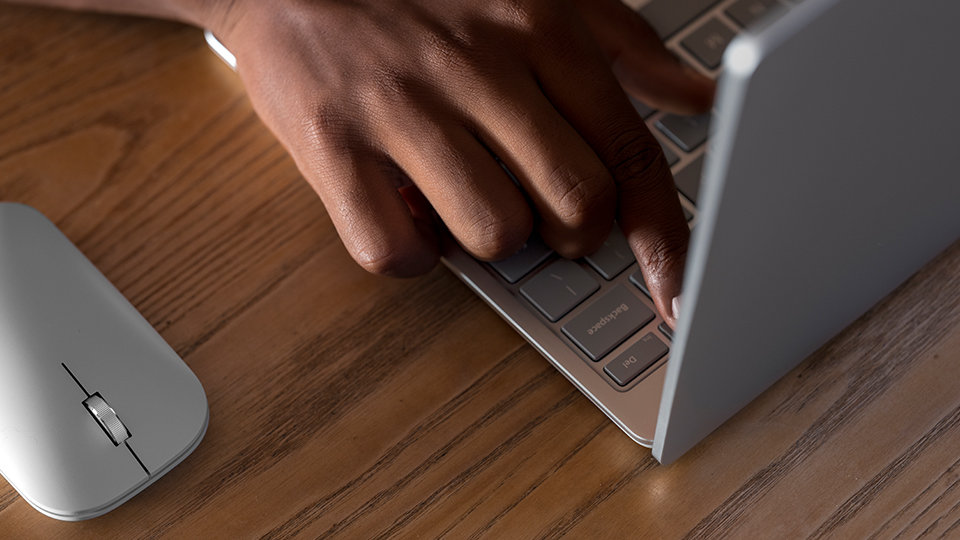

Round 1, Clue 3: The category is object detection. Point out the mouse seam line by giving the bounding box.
[60,362,90,397]
[125,442,151,476]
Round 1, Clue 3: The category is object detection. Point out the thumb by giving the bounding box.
[575,0,716,115]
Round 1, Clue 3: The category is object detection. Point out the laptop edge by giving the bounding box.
[655,0,960,463]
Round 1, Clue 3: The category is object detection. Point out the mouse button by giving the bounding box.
[0,361,87,483]
[57,305,208,473]
[96,347,208,474]
[0,392,147,519]
[123,360,208,473]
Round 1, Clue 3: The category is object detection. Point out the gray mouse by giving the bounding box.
[0,203,208,521]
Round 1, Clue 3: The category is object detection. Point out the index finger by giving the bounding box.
[530,12,690,326]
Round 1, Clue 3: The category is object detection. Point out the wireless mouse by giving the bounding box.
[0,202,208,521]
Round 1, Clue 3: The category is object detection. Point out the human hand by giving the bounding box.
[208,0,714,327]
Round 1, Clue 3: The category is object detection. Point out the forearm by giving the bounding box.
[2,0,228,29]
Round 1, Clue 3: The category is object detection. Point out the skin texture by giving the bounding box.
[6,0,715,327]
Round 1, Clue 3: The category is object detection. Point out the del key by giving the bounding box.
[604,333,669,387]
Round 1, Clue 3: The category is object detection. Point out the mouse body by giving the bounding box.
[0,202,208,521]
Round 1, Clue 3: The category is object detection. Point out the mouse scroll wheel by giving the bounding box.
[83,393,131,446]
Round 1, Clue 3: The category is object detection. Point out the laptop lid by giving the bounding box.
[654,0,960,464]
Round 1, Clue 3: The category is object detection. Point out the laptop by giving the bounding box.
[206,0,960,464]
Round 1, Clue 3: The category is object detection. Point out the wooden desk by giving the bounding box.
[1,6,959,538]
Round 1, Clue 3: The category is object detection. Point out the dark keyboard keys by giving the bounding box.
[657,114,710,152]
[630,96,657,119]
[520,260,598,322]
[674,154,705,205]
[629,269,651,298]
[604,333,669,386]
[584,228,635,280]
[640,0,725,39]
[658,322,675,341]
[562,285,654,360]
[488,236,553,283]
[681,18,736,70]
[658,137,680,167]
[725,0,784,28]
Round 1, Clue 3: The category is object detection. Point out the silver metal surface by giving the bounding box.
[655,0,960,463]
[204,29,236,69]
[442,239,669,446]
[0,203,209,521]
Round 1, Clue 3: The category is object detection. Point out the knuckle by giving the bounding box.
[358,65,420,110]
[422,25,475,71]
[297,101,356,164]
[497,0,536,29]
[299,101,348,145]
[603,127,669,187]
[464,209,531,260]
[420,26,507,90]
[494,0,552,33]
[550,167,616,229]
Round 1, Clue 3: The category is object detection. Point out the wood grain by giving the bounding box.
[1,6,959,538]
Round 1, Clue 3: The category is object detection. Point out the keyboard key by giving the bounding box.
[629,269,651,298]
[488,236,553,283]
[682,18,736,70]
[674,154,705,205]
[496,157,522,189]
[725,0,785,28]
[657,114,710,152]
[562,285,654,360]
[604,333,669,386]
[640,0,725,39]
[630,96,656,119]
[658,137,680,167]
[520,260,598,322]
[658,322,675,341]
[584,228,635,280]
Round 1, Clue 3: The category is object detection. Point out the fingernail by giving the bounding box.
[671,295,682,321]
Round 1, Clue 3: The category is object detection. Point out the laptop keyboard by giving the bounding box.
[478,0,795,390]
